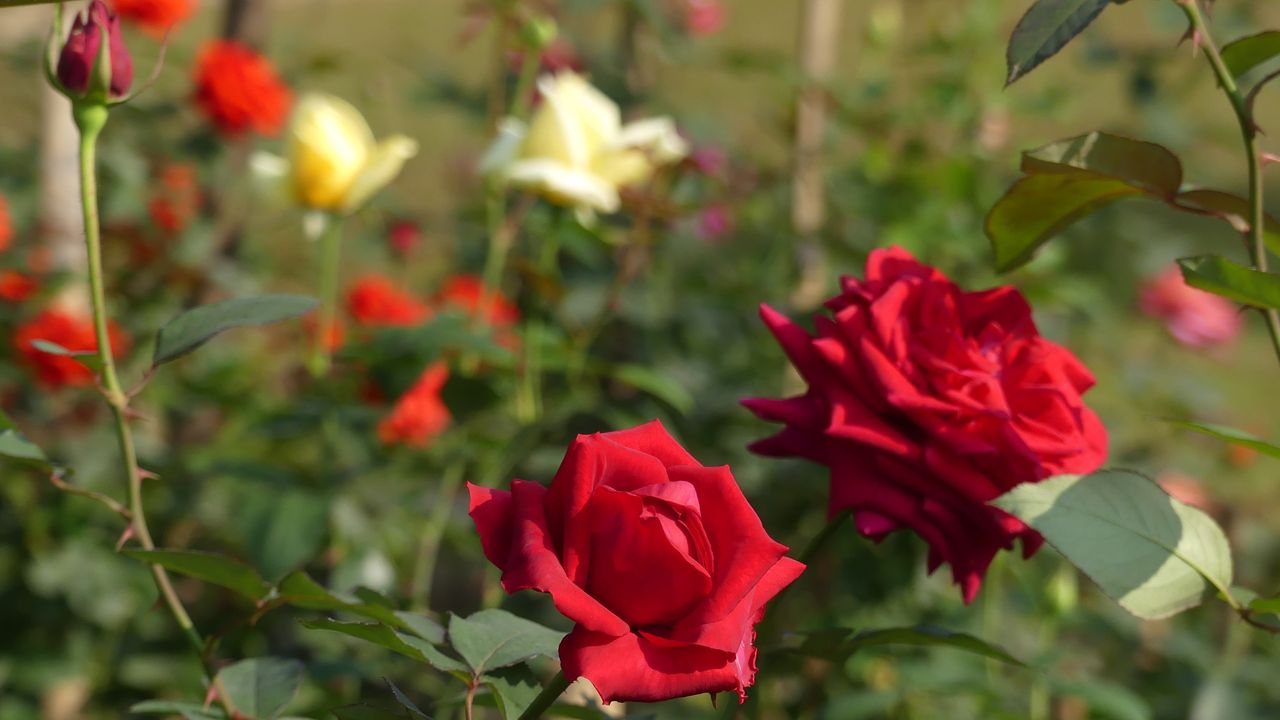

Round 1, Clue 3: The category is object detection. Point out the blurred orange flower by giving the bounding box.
[377,362,451,447]
[15,309,130,389]
[436,275,518,327]
[147,163,201,234]
[0,194,12,253]
[193,40,292,137]
[110,0,195,37]
[0,271,39,303]
[347,276,431,328]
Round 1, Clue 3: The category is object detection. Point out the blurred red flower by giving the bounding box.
[378,362,451,447]
[303,315,345,353]
[193,40,292,137]
[0,194,12,253]
[347,275,431,328]
[386,219,422,257]
[15,309,130,389]
[1140,264,1242,349]
[147,163,201,234]
[684,0,726,35]
[110,0,195,37]
[436,275,518,327]
[0,271,39,303]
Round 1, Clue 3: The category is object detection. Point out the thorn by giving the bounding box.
[137,468,160,482]
[115,524,135,551]
[1262,152,1280,166]
[203,683,219,711]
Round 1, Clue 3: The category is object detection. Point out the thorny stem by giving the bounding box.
[75,104,233,714]
[1177,0,1280,366]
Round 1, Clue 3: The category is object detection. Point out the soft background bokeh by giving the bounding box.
[3,1,1280,718]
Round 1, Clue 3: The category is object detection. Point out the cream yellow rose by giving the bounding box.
[254,93,418,214]
[480,73,688,213]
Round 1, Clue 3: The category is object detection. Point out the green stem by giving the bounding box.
[410,462,467,611]
[516,671,569,720]
[310,216,342,378]
[1178,0,1280,367]
[74,103,231,712]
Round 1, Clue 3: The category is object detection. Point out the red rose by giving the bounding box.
[110,0,195,37]
[193,40,292,137]
[468,421,805,703]
[743,247,1106,602]
[15,309,130,389]
[683,0,726,36]
[346,275,430,328]
[377,362,451,447]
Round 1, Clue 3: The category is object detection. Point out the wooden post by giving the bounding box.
[790,0,842,309]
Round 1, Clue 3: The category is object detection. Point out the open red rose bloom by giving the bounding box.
[744,247,1106,602]
[468,421,805,704]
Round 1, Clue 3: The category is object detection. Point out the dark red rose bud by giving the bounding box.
[57,0,133,99]
[386,219,422,257]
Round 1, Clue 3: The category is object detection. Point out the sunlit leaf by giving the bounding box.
[1169,420,1280,460]
[1221,31,1280,79]
[986,174,1144,272]
[992,470,1234,620]
[1021,132,1182,195]
[1178,254,1280,309]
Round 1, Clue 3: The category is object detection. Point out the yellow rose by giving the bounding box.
[480,73,688,213]
[254,93,418,214]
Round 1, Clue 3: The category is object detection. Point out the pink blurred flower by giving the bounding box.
[697,203,734,242]
[689,146,727,177]
[1156,471,1213,512]
[1140,265,1243,349]
[684,0,726,36]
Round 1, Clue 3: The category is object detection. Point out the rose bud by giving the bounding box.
[56,0,134,100]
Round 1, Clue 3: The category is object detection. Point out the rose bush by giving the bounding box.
[468,421,805,703]
[744,247,1107,601]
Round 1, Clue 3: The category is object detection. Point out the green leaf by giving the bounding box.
[394,611,447,644]
[606,364,693,413]
[30,339,103,373]
[986,174,1145,272]
[788,626,1024,667]
[1177,254,1280,309]
[1021,132,1183,195]
[0,429,51,469]
[123,549,271,601]
[275,571,411,631]
[152,295,318,367]
[1248,595,1280,615]
[1169,420,1280,460]
[1173,189,1280,256]
[992,470,1234,620]
[131,700,227,719]
[301,619,463,673]
[447,609,565,675]
[1006,0,1114,85]
[215,657,305,720]
[1221,31,1280,79]
[482,665,542,720]
[385,679,430,719]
